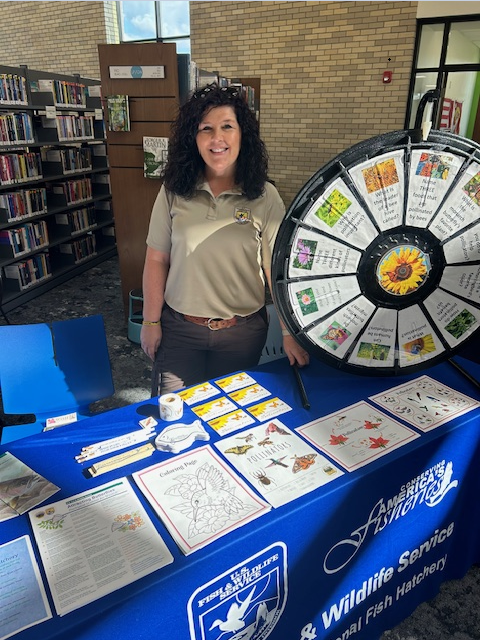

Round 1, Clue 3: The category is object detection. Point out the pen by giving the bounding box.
[293,364,310,409]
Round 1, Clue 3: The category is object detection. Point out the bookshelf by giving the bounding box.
[0,65,116,313]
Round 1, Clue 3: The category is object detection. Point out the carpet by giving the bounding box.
[1,255,479,640]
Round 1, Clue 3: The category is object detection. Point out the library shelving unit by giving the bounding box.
[0,64,116,314]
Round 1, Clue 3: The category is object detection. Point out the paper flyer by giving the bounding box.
[302,176,377,249]
[430,162,480,241]
[288,228,362,278]
[29,478,173,616]
[348,306,397,367]
[405,149,464,227]
[397,305,445,367]
[133,445,271,555]
[370,375,480,431]
[306,296,376,359]
[0,452,60,521]
[423,288,480,348]
[443,222,480,264]
[348,149,405,230]
[0,536,52,640]
[288,275,361,327]
[215,419,343,508]
[297,402,419,471]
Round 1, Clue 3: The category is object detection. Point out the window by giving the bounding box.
[117,1,190,54]
[406,16,480,142]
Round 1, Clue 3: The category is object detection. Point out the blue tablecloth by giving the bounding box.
[2,356,480,640]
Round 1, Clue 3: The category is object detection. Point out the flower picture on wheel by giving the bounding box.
[377,245,430,296]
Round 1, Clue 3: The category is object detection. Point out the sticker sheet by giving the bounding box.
[133,445,271,555]
[369,375,480,431]
[297,402,419,471]
[215,419,343,508]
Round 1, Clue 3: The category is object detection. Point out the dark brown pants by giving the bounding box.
[151,305,268,396]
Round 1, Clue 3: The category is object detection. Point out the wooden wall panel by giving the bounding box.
[98,43,179,314]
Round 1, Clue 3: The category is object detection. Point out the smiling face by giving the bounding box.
[196,105,242,181]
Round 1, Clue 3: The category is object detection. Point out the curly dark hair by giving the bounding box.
[162,83,269,200]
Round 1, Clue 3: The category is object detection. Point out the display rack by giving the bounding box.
[0,64,116,313]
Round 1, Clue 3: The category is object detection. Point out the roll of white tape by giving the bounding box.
[159,393,183,421]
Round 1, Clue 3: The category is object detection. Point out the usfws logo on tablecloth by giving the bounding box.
[188,542,287,640]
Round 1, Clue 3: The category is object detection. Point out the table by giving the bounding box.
[2,355,480,640]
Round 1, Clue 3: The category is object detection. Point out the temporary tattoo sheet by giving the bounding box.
[29,478,173,616]
[0,452,60,521]
[247,397,292,422]
[208,409,256,437]
[297,402,419,471]
[215,420,343,508]
[214,372,257,393]
[228,383,271,406]
[133,445,271,555]
[369,375,480,431]
[191,396,238,422]
[178,382,220,406]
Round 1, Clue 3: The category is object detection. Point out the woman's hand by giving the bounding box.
[283,334,310,367]
[141,324,162,361]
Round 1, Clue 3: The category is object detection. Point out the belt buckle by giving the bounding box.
[207,318,223,331]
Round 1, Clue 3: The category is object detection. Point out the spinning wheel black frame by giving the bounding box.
[272,128,480,376]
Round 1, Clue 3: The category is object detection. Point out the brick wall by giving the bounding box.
[190,1,418,206]
[0,1,117,79]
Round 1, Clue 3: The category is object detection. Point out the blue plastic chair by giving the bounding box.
[0,314,114,444]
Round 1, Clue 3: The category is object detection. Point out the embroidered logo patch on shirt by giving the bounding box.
[234,207,251,224]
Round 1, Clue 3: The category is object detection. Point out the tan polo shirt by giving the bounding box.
[146,181,285,318]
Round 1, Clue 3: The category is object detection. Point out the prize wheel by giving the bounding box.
[272,128,480,376]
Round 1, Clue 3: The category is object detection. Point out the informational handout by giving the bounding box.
[0,452,59,521]
[370,375,480,431]
[0,536,52,640]
[133,445,271,555]
[297,402,419,471]
[215,419,343,507]
[28,477,173,616]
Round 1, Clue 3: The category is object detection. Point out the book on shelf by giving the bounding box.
[106,95,130,132]
[143,136,169,179]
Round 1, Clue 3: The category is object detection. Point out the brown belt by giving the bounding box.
[183,313,254,331]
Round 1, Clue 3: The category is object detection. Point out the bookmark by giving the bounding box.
[76,424,157,462]
[85,443,156,477]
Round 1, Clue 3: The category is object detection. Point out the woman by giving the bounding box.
[141,83,309,396]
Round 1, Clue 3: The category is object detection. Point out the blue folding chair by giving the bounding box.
[0,314,114,444]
